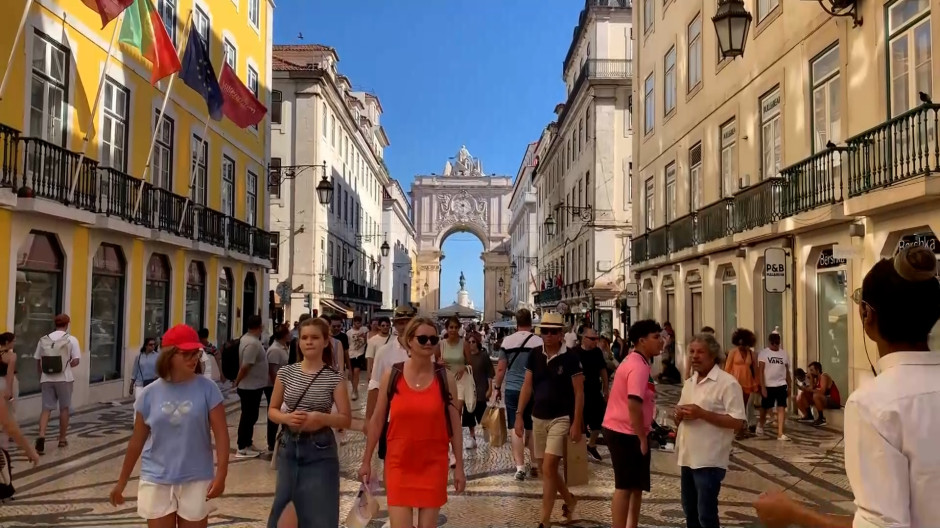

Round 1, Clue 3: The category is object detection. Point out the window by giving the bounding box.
[145,254,170,342]
[248,0,260,28]
[269,234,279,272]
[720,120,737,197]
[689,143,702,211]
[223,38,237,68]
[247,66,259,129]
[153,112,174,190]
[14,231,63,396]
[271,90,282,124]
[89,244,125,383]
[721,267,738,352]
[157,0,177,45]
[643,0,654,33]
[664,46,677,115]
[644,73,654,134]
[101,78,129,171]
[688,14,702,91]
[331,114,336,147]
[246,170,258,225]
[194,6,209,55]
[665,162,677,222]
[760,88,782,180]
[29,32,68,146]
[221,156,235,216]
[217,268,233,347]
[321,103,327,137]
[191,134,207,205]
[888,0,931,117]
[626,95,633,134]
[644,177,655,230]
[185,261,206,330]
[269,156,281,198]
[811,45,841,152]
[758,0,779,22]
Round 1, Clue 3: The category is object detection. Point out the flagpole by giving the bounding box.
[0,0,34,101]
[67,12,123,202]
[131,9,193,220]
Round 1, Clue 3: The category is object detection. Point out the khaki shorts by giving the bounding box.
[532,416,570,458]
[137,479,212,521]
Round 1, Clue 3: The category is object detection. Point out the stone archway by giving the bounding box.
[411,146,513,322]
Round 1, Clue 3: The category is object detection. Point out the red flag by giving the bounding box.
[81,0,134,29]
[219,64,267,128]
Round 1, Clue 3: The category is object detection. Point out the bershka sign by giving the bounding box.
[764,248,787,293]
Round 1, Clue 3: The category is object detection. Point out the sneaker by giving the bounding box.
[777,434,791,442]
[235,447,261,458]
[586,445,602,461]
[755,426,765,436]
[797,415,815,423]
[813,416,827,427]
[466,437,477,450]
[514,469,526,481]
[35,437,44,456]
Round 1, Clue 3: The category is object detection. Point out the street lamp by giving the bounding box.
[316,174,334,205]
[498,277,505,290]
[712,0,752,59]
[544,213,557,237]
[380,240,390,257]
[510,261,518,276]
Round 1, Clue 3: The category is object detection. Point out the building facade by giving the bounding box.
[0,0,275,419]
[631,0,940,397]
[533,0,634,337]
[508,141,540,311]
[381,180,415,310]
[268,44,389,323]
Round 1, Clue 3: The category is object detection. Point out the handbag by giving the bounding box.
[270,367,325,468]
[461,366,477,413]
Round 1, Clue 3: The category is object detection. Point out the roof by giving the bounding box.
[272,44,338,71]
[364,93,384,113]
[273,44,335,52]
[272,56,310,72]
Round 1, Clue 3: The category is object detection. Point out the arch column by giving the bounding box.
[482,251,510,322]
[415,250,442,314]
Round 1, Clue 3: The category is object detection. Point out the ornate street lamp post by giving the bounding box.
[712,0,753,59]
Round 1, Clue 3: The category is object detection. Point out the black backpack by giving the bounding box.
[378,361,453,460]
[221,338,241,382]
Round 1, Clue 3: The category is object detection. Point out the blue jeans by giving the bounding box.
[680,466,726,528]
[267,428,339,528]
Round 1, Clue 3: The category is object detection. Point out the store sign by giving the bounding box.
[764,248,787,293]
[896,232,939,254]
[817,248,848,269]
[624,282,639,307]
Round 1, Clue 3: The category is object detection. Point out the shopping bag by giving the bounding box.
[344,482,380,528]
[563,437,590,487]
[460,366,477,413]
[485,406,507,447]
[480,406,498,431]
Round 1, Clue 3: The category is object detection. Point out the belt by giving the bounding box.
[283,427,331,440]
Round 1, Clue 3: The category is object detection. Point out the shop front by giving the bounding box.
[813,247,851,399]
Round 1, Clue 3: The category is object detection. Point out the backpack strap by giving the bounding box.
[435,364,454,439]
[506,333,535,372]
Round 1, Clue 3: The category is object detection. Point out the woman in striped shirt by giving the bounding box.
[267,317,351,528]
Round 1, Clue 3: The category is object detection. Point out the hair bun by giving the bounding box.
[894,246,938,282]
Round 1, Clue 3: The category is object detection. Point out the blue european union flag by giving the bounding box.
[179,24,223,121]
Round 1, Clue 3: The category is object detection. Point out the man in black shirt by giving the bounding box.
[515,312,584,528]
[574,326,609,460]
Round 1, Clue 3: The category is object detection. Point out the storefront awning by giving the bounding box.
[321,298,354,319]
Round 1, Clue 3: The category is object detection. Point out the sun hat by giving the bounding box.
[392,304,418,321]
[537,312,565,329]
[161,324,203,351]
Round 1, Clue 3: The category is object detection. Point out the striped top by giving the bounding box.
[276,363,343,413]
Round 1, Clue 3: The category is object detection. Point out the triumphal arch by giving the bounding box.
[411,146,513,322]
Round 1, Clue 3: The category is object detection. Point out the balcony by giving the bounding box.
[564,1,632,74]
[228,218,252,255]
[669,213,697,252]
[698,198,734,244]
[535,286,562,306]
[0,124,20,187]
[647,225,670,259]
[368,287,382,304]
[631,234,648,265]
[780,148,845,216]
[558,58,633,128]
[18,137,98,211]
[196,206,226,247]
[847,102,940,197]
[733,178,783,232]
[98,167,148,225]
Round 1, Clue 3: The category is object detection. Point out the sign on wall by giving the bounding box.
[764,248,787,293]
[624,282,639,307]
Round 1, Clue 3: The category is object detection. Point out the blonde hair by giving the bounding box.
[403,317,439,345]
[156,346,204,379]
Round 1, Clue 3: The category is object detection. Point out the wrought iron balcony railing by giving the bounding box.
[698,198,734,243]
[18,137,98,208]
[535,286,562,305]
[647,225,670,259]
[229,218,253,255]
[630,234,648,265]
[669,212,697,252]
[733,177,783,232]
[197,206,227,247]
[0,124,20,188]
[780,148,845,216]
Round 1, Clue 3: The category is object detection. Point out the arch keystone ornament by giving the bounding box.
[412,147,513,322]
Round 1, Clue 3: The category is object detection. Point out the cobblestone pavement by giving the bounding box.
[0,384,854,527]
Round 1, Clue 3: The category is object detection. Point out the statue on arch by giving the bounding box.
[459,271,466,290]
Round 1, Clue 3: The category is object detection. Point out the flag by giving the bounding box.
[119,0,181,85]
[219,64,267,128]
[179,24,223,120]
[81,0,134,28]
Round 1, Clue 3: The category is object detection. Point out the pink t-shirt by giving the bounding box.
[602,352,656,436]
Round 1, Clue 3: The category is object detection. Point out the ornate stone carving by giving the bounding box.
[438,189,487,229]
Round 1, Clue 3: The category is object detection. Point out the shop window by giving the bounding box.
[720,266,738,352]
[145,254,170,340]
[89,244,126,383]
[14,231,63,396]
[816,248,849,395]
[186,261,206,331]
[662,275,676,325]
[686,270,703,337]
[217,267,233,348]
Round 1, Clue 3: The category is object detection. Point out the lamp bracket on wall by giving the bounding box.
[811,0,862,27]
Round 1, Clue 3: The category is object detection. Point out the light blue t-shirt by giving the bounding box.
[134,376,224,484]
[499,331,542,392]
[133,352,159,385]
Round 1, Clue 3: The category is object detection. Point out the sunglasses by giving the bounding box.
[415,335,440,346]
[541,328,562,335]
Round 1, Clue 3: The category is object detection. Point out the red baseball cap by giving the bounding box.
[161,324,203,351]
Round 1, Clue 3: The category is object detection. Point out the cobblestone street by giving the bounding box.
[1,384,853,527]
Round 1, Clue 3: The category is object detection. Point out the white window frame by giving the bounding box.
[247,64,259,130]
[689,142,702,211]
[248,0,260,30]
[760,87,782,180]
[321,102,327,138]
[29,31,68,146]
[157,0,177,46]
[644,73,655,135]
[222,37,237,69]
[194,6,210,56]
[191,134,207,205]
[720,120,737,197]
[644,176,655,231]
[153,112,174,190]
[888,0,932,117]
[664,46,677,115]
[757,0,779,22]
[101,78,129,172]
[811,45,841,153]
[643,0,654,33]
[665,162,677,222]
[688,14,702,91]
[221,155,235,216]
[246,170,258,225]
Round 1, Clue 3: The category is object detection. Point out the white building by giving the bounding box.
[508,141,540,311]
[532,0,634,336]
[269,44,391,322]
[381,179,416,309]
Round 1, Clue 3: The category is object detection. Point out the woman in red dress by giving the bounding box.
[360,317,466,528]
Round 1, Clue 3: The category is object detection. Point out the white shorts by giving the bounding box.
[137,479,212,521]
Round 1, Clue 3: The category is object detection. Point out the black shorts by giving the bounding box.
[604,428,651,491]
[762,385,789,409]
[505,389,533,431]
[583,396,606,431]
[462,402,487,428]
[350,355,367,371]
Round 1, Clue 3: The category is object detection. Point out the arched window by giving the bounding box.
[242,272,257,334]
[217,267,234,347]
[185,261,206,330]
[90,244,126,383]
[145,254,171,340]
[14,231,64,395]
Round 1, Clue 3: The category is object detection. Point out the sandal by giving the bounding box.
[58,439,68,448]
[562,497,578,523]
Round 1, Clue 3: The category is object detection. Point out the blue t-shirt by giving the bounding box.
[133,352,159,385]
[134,376,224,484]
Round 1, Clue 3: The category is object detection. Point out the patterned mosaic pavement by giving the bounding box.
[0,384,854,527]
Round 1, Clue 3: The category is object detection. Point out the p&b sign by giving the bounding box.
[764,248,787,293]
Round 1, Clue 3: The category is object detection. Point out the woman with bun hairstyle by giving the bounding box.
[755,246,940,528]
[724,328,757,436]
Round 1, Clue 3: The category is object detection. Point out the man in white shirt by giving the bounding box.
[366,317,393,377]
[564,325,579,349]
[346,315,369,401]
[757,331,791,441]
[365,306,415,425]
[33,313,82,455]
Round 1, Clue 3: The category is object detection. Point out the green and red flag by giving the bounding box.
[81,0,135,28]
[119,0,181,85]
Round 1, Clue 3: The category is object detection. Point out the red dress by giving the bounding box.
[385,373,450,508]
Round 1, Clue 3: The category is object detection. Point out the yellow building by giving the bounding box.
[631,0,940,399]
[0,0,275,418]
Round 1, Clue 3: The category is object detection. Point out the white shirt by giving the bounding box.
[368,337,409,391]
[33,330,81,383]
[676,364,746,469]
[201,350,218,381]
[347,326,369,358]
[366,333,393,359]
[564,331,578,349]
[757,347,789,387]
[844,351,940,528]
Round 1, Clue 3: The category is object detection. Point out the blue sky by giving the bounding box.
[273,1,584,310]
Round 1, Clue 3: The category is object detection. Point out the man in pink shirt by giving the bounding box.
[602,319,663,528]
